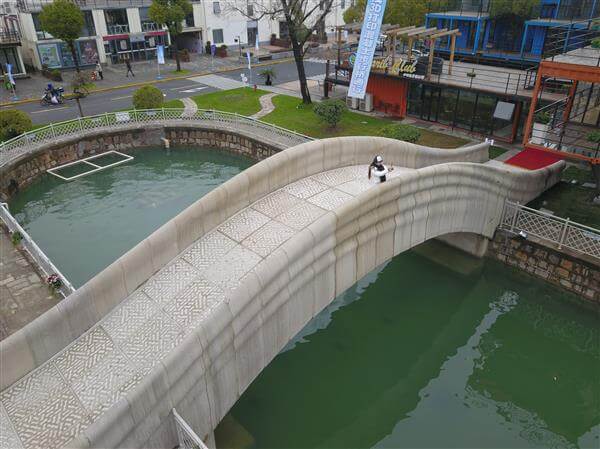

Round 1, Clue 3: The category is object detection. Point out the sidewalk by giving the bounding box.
[1,53,244,105]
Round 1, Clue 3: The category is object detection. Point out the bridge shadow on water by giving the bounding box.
[217,241,599,449]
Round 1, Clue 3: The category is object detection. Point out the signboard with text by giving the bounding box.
[347,0,387,99]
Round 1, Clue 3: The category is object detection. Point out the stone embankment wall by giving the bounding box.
[487,230,599,304]
[0,127,280,200]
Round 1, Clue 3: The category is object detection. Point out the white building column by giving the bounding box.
[126,7,142,33]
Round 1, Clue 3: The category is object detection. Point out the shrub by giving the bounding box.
[588,131,600,144]
[50,69,62,81]
[0,109,33,141]
[592,37,600,49]
[378,123,421,143]
[313,99,346,128]
[132,85,164,109]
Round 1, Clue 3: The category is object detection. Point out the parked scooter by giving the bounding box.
[40,85,65,106]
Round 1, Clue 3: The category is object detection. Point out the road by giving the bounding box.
[13,60,327,125]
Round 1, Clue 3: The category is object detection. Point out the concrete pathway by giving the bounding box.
[0,227,58,341]
[0,165,412,449]
[251,93,277,119]
[181,97,199,117]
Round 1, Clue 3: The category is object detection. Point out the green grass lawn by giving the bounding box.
[163,99,184,108]
[262,95,469,148]
[171,69,192,75]
[192,87,268,116]
[561,164,594,184]
[489,145,508,160]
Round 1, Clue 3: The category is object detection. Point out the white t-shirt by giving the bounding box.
[371,165,389,183]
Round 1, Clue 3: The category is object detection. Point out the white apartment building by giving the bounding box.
[1,0,27,76]
[14,0,349,70]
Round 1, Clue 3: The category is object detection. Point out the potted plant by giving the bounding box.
[178,48,190,62]
[259,68,276,85]
[46,273,62,292]
[588,130,600,145]
[216,44,228,57]
[531,111,552,144]
[270,33,277,45]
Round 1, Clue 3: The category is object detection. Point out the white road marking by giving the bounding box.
[31,106,69,114]
[168,84,199,91]
[110,95,133,101]
[180,86,208,93]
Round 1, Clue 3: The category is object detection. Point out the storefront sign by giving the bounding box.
[37,43,61,68]
[130,33,145,43]
[157,45,165,64]
[77,39,99,65]
[347,0,387,99]
[370,56,423,79]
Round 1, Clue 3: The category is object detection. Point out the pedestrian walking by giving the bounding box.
[96,61,103,80]
[125,58,135,77]
[368,155,394,183]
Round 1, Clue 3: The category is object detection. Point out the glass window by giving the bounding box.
[213,2,221,14]
[105,9,129,34]
[279,21,289,38]
[247,4,254,16]
[140,7,159,31]
[454,90,477,130]
[32,13,53,40]
[472,93,497,133]
[81,11,96,37]
[212,29,224,43]
[438,87,458,126]
[185,12,195,27]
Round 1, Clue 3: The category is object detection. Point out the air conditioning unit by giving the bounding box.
[346,96,359,109]
[359,93,373,112]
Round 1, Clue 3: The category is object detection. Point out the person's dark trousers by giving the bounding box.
[99,71,103,80]
[126,68,134,77]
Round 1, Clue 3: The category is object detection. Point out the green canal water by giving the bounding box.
[8,147,599,448]
[8,147,253,286]
[217,247,599,449]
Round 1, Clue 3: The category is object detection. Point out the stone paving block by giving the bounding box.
[241,220,296,258]
[251,190,301,218]
[217,208,270,242]
[307,188,354,211]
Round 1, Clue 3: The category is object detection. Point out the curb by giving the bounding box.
[1,58,296,107]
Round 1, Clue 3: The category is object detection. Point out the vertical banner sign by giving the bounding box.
[156,45,165,64]
[347,0,387,99]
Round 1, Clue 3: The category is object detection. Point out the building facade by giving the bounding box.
[426,0,600,64]
[13,0,348,71]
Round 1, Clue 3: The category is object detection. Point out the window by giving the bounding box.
[104,9,129,34]
[212,28,224,43]
[340,0,345,9]
[247,3,254,16]
[185,11,195,27]
[279,21,289,38]
[32,13,53,40]
[81,11,96,37]
[213,2,221,14]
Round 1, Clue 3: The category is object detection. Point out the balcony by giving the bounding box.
[0,30,21,45]
[107,24,130,35]
[141,22,160,32]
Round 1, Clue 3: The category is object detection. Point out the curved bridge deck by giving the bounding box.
[0,136,563,449]
[0,165,409,449]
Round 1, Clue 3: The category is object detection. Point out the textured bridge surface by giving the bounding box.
[0,137,563,449]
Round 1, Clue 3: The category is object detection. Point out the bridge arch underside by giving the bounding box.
[0,137,563,449]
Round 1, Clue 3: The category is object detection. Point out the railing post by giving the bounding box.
[78,117,83,132]
[50,122,56,139]
[558,217,570,249]
[509,201,519,232]
[162,108,166,120]
[105,112,110,126]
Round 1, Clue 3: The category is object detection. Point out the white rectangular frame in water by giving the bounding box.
[47,150,134,182]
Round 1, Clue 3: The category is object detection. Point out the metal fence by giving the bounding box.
[499,200,600,260]
[172,409,209,449]
[0,108,312,169]
[0,203,75,297]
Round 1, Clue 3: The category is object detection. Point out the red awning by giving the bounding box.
[146,31,167,37]
[103,34,129,41]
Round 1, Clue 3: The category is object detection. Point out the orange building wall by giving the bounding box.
[366,73,409,118]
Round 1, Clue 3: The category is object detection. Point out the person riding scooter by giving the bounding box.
[42,83,64,105]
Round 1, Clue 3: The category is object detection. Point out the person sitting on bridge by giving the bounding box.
[368,155,393,183]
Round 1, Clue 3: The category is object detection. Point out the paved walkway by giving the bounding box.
[0,164,412,449]
[251,93,277,119]
[0,227,58,341]
[181,97,198,117]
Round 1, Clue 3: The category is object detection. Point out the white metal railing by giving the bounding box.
[499,200,600,260]
[0,203,75,297]
[172,409,210,449]
[0,108,312,169]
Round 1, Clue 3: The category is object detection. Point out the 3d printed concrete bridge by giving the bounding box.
[0,137,563,449]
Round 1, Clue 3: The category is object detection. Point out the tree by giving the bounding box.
[227,0,335,104]
[149,0,193,72]
[314,99,346,127]
[39,0,84,73]
[489,0,538,19]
